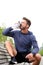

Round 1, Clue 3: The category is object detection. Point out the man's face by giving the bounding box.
[20,19,29,30]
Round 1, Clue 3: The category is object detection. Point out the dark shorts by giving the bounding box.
[15,52,31,63]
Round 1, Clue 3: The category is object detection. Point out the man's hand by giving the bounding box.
[25,53,35,61]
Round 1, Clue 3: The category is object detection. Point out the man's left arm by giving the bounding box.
[25,34,39,60]
[30,35,39,55]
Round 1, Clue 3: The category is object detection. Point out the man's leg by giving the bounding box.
[5,41,17,57]
[32,53,41,65]
[26,53,41,65]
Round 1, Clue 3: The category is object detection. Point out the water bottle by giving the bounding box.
[12,21,21,29]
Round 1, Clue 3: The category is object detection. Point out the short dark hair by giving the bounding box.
[23,17,31,27]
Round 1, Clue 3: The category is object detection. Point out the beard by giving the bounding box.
[19,24,26,30]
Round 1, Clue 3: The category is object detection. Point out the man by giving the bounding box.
[3,17,41,65]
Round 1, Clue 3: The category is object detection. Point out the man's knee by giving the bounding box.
[4,40,13,50]
[5,41,12,47]
[35,53,41,61]
[5,40,11,44]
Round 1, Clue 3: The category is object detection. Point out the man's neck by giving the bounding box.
[21,29,29,34]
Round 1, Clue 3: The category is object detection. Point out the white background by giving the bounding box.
[0,0,43,47]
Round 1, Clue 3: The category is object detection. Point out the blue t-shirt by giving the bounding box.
[2,27,39,54]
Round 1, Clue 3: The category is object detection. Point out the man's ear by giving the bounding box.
[27,25,29,28]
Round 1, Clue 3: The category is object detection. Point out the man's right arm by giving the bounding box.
[2,27,14,37]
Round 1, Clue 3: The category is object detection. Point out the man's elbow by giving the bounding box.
[2,31,6,36]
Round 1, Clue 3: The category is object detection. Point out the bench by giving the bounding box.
[0,44,11,65]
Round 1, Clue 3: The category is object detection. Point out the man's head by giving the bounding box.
[20,17,31,30]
